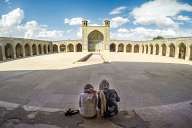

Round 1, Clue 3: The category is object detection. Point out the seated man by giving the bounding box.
[79,84,97,118]
[98,80,120,118]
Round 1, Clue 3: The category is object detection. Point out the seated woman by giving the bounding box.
[98,80,120,118]
[79,84,97,118]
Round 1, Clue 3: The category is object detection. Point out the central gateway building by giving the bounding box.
[82,20,110,52]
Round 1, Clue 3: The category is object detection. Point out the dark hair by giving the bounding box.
[99,80,110,90]
[84,84,93,93]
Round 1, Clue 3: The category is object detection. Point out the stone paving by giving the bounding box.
[0,53,192,127]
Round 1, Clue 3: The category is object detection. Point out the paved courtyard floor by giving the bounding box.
[0,53,192,128]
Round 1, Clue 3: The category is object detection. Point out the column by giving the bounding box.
[149,45,151,55]
[74,44,77,52]
[185,45,190,61]
[41,44,44,54]
[22,45,25,57]
[124,45,126,53]
[2,44,6,61]
[153,45,156,55]
[116,44,118,52]
[159,45,162,56]
[175,45,179,59]
[140,45,142,54]
[36,45,39,55]
[132,45,134,53]
[13,45,16,59]
[30,44,33,56]
[58,45,60,53]
[166,46,170,57]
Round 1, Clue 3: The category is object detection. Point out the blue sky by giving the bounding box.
[0,0,192,41]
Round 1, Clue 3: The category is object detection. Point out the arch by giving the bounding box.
[145,45,148,54]
[178,43,186,59]
[110,43,116,52]
[169,43,175,57]
[190,45,192,60]
[38,44,42,54]
[142,45,144,53]
[32,44,37,55]
[16,43,23,58]
[150,44,153,54]
[118,43,124,52]
[162,44,166,56]
[0,46,3,61]
[5,43,14,59]
[155,44,159,55]
[67,44,74,52]
[60,44,66,52]
[76,43,82,52]
[126,44,132,53]
[24,44,30,57]
[88,30,104,52]
[43,45,47,54]
[134,44,139,53]
[53,44,58,53]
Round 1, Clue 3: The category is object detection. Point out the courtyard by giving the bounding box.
[0,53,192,109]
[0,53,192,128]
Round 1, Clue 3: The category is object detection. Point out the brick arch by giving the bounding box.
[118,43,124,52]
[126,44,132,53]
[169,43,175,57]
[5,43,14,59]
[110,43,116,52]
[178,43,186,59]
[15,43,23,58]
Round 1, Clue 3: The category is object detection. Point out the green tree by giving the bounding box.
[153,36,164,40]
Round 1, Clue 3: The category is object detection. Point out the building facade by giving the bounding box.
[0,20,192,62]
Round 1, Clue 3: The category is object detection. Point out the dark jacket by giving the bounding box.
[98,89,120,117]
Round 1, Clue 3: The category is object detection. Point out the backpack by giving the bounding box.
[104,89,120,117]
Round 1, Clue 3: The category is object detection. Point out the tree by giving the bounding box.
[153,36,164,40]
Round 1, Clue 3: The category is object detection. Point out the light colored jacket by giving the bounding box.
[79,92,97,118]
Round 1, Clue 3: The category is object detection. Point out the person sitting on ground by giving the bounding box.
[79,84,97,118]
[98,80,120,118]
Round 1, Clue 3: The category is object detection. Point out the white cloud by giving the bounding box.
[175,15,191,21]
[64,17,84,26]
[110,6,127,15]
[131,0,192,28]
[0,8,66,40]
[111,27,192,41]
[23,20,64,40]
[0,8,24,29]
[76,28,82,38]
[111,16,129,28]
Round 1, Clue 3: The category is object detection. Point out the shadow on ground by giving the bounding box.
[0,107,149,128]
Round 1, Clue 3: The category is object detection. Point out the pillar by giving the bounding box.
[74,44,77,52]
[22,44,25,57]
[132,45,134,53]
[58,45,60,53]
[41,44,44,54]
[185,45,190,61]
[2,44,6,61]
[36,45,39,55]
[175,45,179,59]
[149,45,152,55]
[153,45,156,55]
[124,45,126,53]
[166,46,170,57]
[13,45,16,59]
[116,44,118,52]
[30,44,33,56]
[159,44,162,56]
